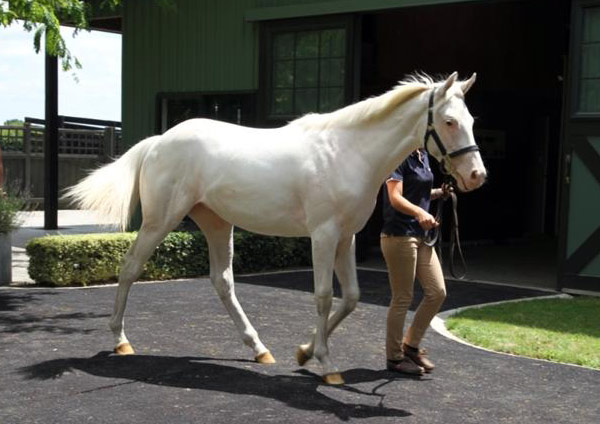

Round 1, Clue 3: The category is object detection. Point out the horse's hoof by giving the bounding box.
[255,351,276,364]
[323,373,344,385]
[114,342,135,355]
[296,345,311,366]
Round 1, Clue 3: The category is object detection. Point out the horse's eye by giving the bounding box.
[445,119,454,127]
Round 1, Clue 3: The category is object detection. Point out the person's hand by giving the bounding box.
[416,209,439,231]
[440,183,454,200]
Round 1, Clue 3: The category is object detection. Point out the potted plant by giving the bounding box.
[0,188,25,284]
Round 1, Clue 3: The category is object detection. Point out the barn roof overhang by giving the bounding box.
[245,0,484,21]
[85,0,122,33]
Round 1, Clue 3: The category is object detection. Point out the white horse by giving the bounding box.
[66,72,486,385]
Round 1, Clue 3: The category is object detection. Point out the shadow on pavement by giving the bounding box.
[0,290,108,335]
[237,269,552,312]
[20,352,412,421]
[0,290,59,312]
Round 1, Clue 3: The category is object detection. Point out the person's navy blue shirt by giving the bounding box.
[382,149,434,238]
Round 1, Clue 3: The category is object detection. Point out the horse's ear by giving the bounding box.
[440,72,459,96]
[461,73,477,95]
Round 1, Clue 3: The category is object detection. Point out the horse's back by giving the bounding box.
[142,118,312,236]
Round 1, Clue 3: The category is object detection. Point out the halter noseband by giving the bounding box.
[424,88,479,174]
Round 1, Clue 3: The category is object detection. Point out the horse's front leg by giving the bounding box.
[304,225,344,384]
[297,235,360,382]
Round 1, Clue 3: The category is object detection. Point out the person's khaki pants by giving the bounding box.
[380,235,446,361]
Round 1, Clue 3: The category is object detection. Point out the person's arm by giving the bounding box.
[386,179,438,231]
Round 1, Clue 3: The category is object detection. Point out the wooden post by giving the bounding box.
[103,126,116,160]
[23,122,31,191]
[44,48,58,229]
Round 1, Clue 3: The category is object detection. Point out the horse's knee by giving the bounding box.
[119,258,143,282]
[314,290,333,315]
[344,289,360,312]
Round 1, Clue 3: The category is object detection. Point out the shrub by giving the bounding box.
[0,190,25,234]
[26,231,311,287]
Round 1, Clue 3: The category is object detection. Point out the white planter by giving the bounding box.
[0,232,11,285]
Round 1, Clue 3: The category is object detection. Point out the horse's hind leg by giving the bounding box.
[110,222,175,354]
[188,204,274,364]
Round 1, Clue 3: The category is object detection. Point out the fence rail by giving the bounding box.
[1,123,121,206]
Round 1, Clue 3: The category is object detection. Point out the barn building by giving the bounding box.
[89,0,600,294]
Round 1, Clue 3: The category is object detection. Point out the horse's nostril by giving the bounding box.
[471,169,488,184]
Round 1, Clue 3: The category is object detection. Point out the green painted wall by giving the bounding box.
[121,0,488,149]
[122,0,259,148]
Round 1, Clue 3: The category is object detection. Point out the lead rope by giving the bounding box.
[424,183,467,280]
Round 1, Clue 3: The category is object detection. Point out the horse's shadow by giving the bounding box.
[21,353,412,420]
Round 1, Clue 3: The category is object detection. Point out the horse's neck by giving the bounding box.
[343,93,427,188]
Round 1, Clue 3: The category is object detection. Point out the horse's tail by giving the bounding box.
[64,135,160,231]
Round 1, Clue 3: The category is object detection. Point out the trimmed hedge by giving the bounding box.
[26,231,312,287]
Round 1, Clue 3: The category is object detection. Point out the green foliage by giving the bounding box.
[233,230,312,272]
[3,119,24,126]
[1,1,172,71]
[446,297,600,369]
[2,0,91,71]
[0,124,25,151]
[26,230,312,286]
[0,190,25,234]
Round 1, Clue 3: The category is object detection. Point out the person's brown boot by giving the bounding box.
[386,357,425,375]
[402,343,435,373]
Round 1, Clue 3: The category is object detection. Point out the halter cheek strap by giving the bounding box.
[424,88,479,174]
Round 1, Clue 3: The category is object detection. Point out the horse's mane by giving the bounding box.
[290,73,435,130]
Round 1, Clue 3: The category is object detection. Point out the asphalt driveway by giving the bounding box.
[1,270,598,423]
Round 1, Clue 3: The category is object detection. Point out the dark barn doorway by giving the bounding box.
[357,0,570,289]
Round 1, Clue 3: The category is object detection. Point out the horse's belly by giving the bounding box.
[237,218,309,237]
[219,208,309,237]
[204,192,309,237]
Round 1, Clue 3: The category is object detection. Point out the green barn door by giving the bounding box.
[560,0,600,293]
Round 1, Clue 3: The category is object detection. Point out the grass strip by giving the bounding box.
[445,296,600,369]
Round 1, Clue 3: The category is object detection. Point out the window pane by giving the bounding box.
[268,26,348,118]
[319,87,344,112]
[583,7,600,42]
[295,59,318,88]
[579,79,600,113]
[272,89,293,115]
[582,44,600,78]
[296,31,319,58]
[274,61,294,88]
[295,88,318,114]
[320,58,345,86]
[274,33,294,59]
[320,29,345,57]
[579,7,600,113]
